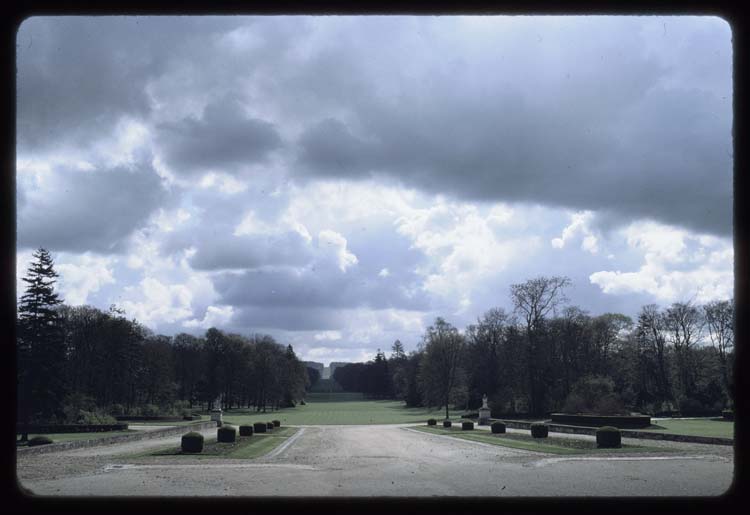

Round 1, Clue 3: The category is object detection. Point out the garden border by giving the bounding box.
[16,420,217,456]
[495,419,733,446]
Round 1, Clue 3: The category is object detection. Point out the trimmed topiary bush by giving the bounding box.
[181,432,204,453]
[427,418,437,426]
[239,425,254,437]
[254,422,267,433]
[266,422,274,431]
[27,436,53,447]
[272,420,281,427]
[596,426,622,448]
[443,420,452,428]
[461,421,474,431]
[217,425,237,443]
[491,421,506,434]
[530,423,549,438]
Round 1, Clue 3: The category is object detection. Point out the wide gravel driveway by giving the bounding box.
[16,424,734,497]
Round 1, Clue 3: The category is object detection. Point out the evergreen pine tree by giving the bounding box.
[17,248,67,436]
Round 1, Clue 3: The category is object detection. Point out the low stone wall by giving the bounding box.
[494,419,733,446]
[550,413,651,429]
[16,420,217,456]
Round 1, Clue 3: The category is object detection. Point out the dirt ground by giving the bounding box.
[16,424,734,497]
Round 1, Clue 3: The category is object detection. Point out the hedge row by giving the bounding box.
[116,416,187,422]
[27,436,54,447]
[17,423,129,433]
[549,413,651,429]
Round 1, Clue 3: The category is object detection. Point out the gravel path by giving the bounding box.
[16,424,734,497]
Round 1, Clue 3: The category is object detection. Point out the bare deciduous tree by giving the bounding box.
[636,304,672,405]
[664,301,704,398]
[418,318,466,420]
[510,275,571,415]
[704,299,734,405]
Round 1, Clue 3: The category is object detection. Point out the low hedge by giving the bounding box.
[491,421,506,434]
[27,436,54,447]
[182,415,202,421]
[217,425,237,443]
[272,420,281,428]
[530,423,549,438]
[550,413,651,429]
[116,416,184,422]
[239,425,254,437]
[253,422,267,433]
[17,423,129,434]
[596,426,622,448]
[266,422,274,431]
[427,419,437,426]
[722,410,734,421]
[181,432,204,453]
[461,421,474,431]
[443,420,452,428]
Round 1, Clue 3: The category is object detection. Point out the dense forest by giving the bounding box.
[17,248,734,427]
[17,249,309,427]
[333,277,734,419]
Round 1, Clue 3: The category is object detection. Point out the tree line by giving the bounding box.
[17,248,309,428]
[334,276,734,419]
[17,248,734,426]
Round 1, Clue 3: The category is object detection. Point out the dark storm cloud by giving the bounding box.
[16,16,248,153]
[17,164,167,253]
[189,231,313,270]
[156,97,283,175]
[208,223,431,321]
[213,262,428,313]
[231,305,341,332]
[17,15,733,242]
[289,17,732,236]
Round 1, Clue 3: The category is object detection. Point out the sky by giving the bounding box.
[16,15,733,365]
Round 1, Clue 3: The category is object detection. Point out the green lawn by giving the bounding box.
[412,426,676,455]
[17,430,138,445]
[642,418,734,438]
[215,393,446,426]
[129,427,299,459]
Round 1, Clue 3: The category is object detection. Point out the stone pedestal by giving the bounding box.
[210,408,223,425]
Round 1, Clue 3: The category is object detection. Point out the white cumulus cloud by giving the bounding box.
[589,220,733,303]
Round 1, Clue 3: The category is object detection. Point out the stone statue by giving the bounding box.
[479,393,491,425]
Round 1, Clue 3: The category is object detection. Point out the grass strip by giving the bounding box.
[639,419,734,438]
[127,427,298,459]
[412,426,676,455]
